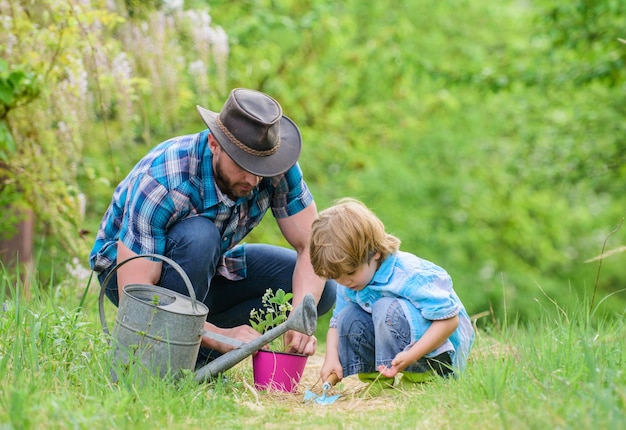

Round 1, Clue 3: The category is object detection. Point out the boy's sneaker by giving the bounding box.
[396,371,436,388]
[358,372,395,397]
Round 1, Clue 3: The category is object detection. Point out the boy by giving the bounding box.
[309,198,474,389]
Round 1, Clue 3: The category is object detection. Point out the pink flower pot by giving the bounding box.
[252,350,308,392]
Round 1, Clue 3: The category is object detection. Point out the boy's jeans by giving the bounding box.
[337,297,453,377]
[98,216,336,363]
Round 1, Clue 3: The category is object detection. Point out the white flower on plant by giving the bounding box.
[249,289,295,351]
[163,0,184,12]
[65,258,92,282]
[188,60,206,77]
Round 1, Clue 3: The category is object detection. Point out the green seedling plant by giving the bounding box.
[249,288,293,352]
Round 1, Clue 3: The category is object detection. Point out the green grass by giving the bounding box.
[1,264,624,429]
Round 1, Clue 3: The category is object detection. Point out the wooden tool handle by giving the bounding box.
[325,373,340,387]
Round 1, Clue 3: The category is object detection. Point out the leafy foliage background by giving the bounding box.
[2,0,624,323]
[198,0,626,321]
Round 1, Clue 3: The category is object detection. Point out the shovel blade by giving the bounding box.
[316,393,340,405]
[303,389,318,402]
[303,389,340,405]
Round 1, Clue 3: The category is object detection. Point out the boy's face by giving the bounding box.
[335,252,381,291]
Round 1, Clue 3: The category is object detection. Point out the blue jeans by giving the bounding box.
[337,297,452,377]
[98,216,337,364]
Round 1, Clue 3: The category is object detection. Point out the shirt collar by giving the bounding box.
[369,252,397,286]
[214,180,235,207]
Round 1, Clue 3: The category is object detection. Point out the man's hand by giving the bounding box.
[284,330,317,356]
[201,323,261,353]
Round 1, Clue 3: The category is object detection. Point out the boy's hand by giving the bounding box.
[321,360,343,383]
[377,350,415,377]
[377,364,398,378]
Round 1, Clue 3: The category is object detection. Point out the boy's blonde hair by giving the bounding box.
[310,198,400,280]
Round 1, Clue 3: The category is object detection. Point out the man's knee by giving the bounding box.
[166,216,221,256]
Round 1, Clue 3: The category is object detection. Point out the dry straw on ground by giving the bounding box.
[232,351,430,416]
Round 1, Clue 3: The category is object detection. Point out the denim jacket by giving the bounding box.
[331,251,474,371]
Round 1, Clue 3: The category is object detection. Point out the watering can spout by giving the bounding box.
[295,293,317,336]
[194,293,318,382]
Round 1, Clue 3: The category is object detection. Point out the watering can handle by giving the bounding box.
[98,253,199,336]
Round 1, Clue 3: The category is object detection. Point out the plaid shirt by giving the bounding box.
[89,130,313,280]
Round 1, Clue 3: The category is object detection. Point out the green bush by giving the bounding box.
[207,0,626,322]
[3,0,625,323]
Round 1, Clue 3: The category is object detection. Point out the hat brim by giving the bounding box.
[196,105,302,177]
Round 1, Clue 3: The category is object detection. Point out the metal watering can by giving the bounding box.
[98,253,317,383]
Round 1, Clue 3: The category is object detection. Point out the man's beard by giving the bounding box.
[213,160,254,199]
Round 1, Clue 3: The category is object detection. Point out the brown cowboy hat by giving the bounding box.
[196,88,302,177]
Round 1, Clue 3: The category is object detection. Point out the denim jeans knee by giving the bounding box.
[161,216,221,303]
[372,297,412,368]
[336,303,376,376]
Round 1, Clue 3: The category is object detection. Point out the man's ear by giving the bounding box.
[208,134,220,154]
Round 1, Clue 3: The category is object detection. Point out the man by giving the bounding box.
[90,88,336,365]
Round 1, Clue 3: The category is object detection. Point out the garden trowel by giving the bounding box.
[303,373,340,405]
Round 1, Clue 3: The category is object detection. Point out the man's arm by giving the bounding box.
[276,202,326,354]
[275,202,325,308]
[116,241,163,297]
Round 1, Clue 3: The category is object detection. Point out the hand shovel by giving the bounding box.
[304,373,340,405]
